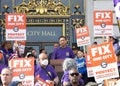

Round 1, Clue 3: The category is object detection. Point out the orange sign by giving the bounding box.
[35,78,53,86]
[0,52,3,60]
[86,54,94,77]
[13,40,26,54]
[89,42,116,66]
[89,42,119,83]
[75,26,90,46]
[5,14,26,40]
[17,40,26,45]
[104,79,118,86]
[6,14,26,29]
[94,11,113,36]
[94,11,113,25]
[9,58,34,86]
[14,40,26,45]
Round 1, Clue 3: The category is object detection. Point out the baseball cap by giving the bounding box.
[72,43,79,50]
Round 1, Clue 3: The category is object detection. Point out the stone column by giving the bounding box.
[85,0,94,44]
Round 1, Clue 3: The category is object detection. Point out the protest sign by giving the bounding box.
[75,26,90,46]
[6,14,26,40]
[86,54,94,77]
[13,40,26,55]
[94,11,113,36]
[89,42,119,83]
[9,58,34,86]
[35,77,53,86]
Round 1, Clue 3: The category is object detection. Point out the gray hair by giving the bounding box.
[62,58,77,72]
[1,67,13,75]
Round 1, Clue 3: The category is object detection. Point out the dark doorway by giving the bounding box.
[26,42,56,56]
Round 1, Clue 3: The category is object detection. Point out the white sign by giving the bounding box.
[6,14,26,40]
[94,11,113,36]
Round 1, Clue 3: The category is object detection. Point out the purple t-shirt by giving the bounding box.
[51,46,74,59]
[61,71,84,86]
[61,71,69,85]
[113,42,120,51]
[35,64,58,81]
[0,48,12,74]
[0,48,12,66]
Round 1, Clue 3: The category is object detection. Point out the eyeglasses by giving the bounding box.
[70,73,79,76]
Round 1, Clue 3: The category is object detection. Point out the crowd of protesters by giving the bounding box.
[0,35,120,86]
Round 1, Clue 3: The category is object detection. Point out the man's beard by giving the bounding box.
[72,79,78,84]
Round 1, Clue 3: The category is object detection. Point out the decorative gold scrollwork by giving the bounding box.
[14,0,69,15]
[14,2,29,14]
[72,18,84,28]
[0,19,5,28]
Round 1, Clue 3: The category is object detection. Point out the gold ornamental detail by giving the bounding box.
[14,0,70,15]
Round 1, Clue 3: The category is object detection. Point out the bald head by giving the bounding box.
[39,53,48,59]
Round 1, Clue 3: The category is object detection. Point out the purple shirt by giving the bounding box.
[61,71,69,85]
[113,0,120,6]
[61,71,84,86]
[0,48,12,66]
[35,64,58,81]
[0,48,13,74]
[113,42,120,51]
[51,46,74,59]
[118,63,120,67]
